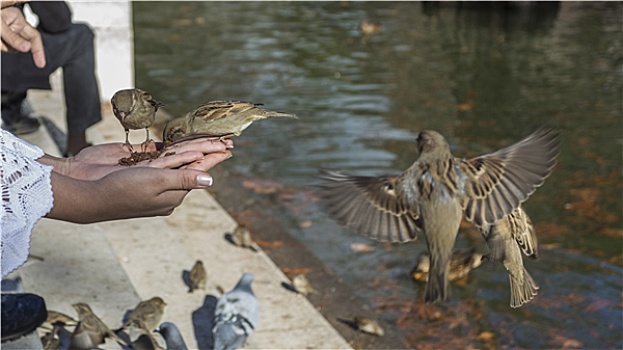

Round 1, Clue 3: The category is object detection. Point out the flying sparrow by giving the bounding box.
[213,272,260,350]
[188,259,207,293]
[111,88,165,151]
[411,248,483,283]
[481,206,539,308]
[162,100,297,145]
[122,297,167,331]
[70,302,126,349]
[317,128,559,304]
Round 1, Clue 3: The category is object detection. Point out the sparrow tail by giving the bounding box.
[509,267,539,308]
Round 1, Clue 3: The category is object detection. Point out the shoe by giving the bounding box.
[1,92,40,135]
[1,293,48,342]
[1,115,41,135]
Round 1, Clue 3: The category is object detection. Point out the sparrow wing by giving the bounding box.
[458,128,560,227]
[509,207,539,259]
[191,101,257,123]
[317,170,421,243]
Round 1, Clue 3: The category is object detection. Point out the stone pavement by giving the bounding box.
[2,75,352,349]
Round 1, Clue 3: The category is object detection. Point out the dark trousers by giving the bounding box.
[1,22,102,134]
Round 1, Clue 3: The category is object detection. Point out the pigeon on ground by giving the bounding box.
[212,273,260,350]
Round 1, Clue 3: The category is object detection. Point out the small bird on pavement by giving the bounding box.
[291,273,318,296]
[122,297,167,331]
[42,310,78,330]
[411,248,483,283]
[162,100,297,145]
[354,316,385,336]
[231,224,260,252]
[213,272,260,350]
[111,88,165,151]
[480,206,540,308]
[40,323,62,350]
[157,322,188,350]
[317,128,559,304]
[188,259,208,293]
[70,302,127,350]
[128,319,164,350]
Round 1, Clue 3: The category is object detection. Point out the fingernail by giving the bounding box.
[19,42,31,52]
[196,174,213,187]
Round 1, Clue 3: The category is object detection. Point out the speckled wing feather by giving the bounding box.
[317,170,421,243]
[458,129,560,227]
[188,101,258,124]
[509,206,539,259]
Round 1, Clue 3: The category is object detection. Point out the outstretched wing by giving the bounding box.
[458,129,560,227]
[316,170,421,243]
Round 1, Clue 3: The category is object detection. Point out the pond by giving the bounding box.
[134,2,622,348]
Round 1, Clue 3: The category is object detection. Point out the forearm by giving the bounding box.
[45,167,196,224]
[45,171,105,223]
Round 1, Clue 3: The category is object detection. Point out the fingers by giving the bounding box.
[21,23,45,67]
[1,7,46,67]
[141,151,205,169]
[184,151,232,172]
[161,137,233,155]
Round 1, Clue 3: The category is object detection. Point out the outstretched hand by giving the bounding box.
[66,138,233,181]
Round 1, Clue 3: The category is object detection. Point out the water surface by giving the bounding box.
[134,2,622,348]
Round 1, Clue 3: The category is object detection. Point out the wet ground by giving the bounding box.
[135,2,622,348]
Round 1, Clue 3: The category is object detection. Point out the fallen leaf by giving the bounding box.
[299,221,313,229]
[350,243,375,252]
[254,239,283,248]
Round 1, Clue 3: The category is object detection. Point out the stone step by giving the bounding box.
[6,75,352,349]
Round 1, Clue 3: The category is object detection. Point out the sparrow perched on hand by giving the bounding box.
[213,273,260,350]
[188,259,207,293]
[162,100,298,145]
[354,316,385,336]
[317,129,559,304]
[111,88,166,151]
[157,322,188,350]
[70,303,127,350]
[231,224,260,252]
[480,206,539,308]
[122,297,167,331]
[411,248,483,283]
[291,273,318,296]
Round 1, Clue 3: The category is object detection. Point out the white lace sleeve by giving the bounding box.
[1,130,54,278]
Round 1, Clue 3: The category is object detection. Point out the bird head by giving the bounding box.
[162,117,190,145]
[150,297,167,308]
[111,89,136,122]
[71,303,93,319]
[416,130,450,155]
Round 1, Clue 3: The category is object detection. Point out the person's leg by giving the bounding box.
[59,23,102,156]
[0,293,48,342]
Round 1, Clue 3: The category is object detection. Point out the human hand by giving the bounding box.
[0,5,46,67]
[66,138,233,181]
[48,166,221,223]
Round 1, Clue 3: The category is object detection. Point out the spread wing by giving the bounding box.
[458,128,560,227]
[316,170,421,243]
